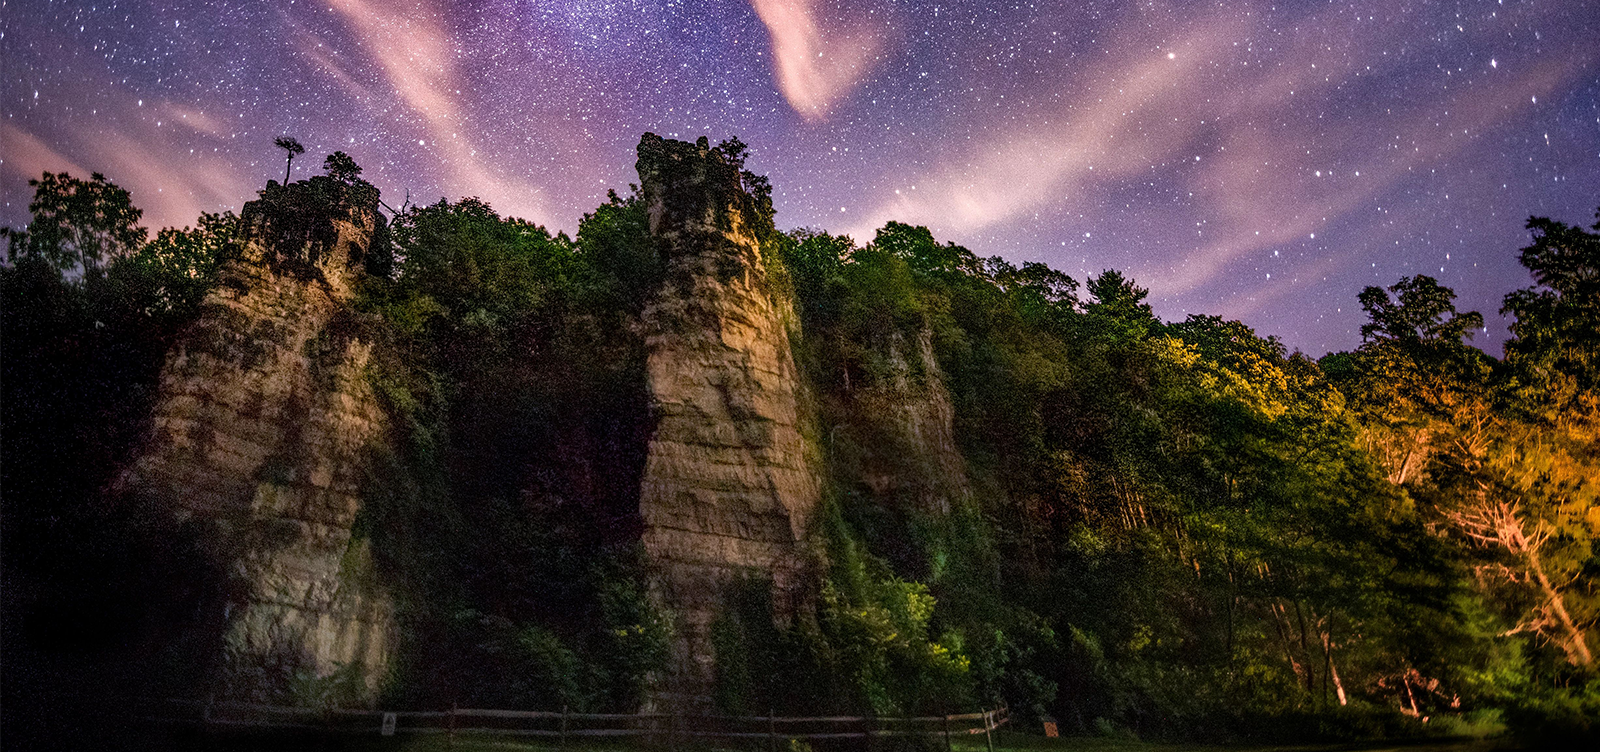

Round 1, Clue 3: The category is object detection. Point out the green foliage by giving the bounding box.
[353,189,660,712]
[1501,210,1600,422]
[4,149,1596,746]
[1316,212,1600,746]
[595,567,673,709]
[288,661,370,712]
[247,164,384,277]
[577,189,656,309]
[1,173,243,746]
[115,210,238,324]
[4,170,147,279]
[816,496,975,716]
[323,150,363,185]
[777,211,1517,740]
[2,171,230,527]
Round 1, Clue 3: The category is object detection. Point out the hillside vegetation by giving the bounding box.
[3,142,1596,747]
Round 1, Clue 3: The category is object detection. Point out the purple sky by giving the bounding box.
[3,0,1597,354]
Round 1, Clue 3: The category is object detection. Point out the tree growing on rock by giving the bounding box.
[274,136,306,184]
[323,151,362,185]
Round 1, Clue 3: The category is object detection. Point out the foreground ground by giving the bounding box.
[127,728,1521,752]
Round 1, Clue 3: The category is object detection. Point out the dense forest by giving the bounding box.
[2,141,1596,747]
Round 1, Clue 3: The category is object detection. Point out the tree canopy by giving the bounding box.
[2,151,1595,745]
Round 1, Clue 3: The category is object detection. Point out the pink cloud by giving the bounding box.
[847,2,1592,300]
[326,0,550,223]
[749,0,892,121]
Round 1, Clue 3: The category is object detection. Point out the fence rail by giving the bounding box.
[142,697,1010,748]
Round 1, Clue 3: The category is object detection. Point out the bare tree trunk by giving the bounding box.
[1293,600,1315,693]
[1526,540,1593,665]
[1401,674,1419,717]
[1321,616,1347,706]
[1270,602,1306,690]
[1449,498,1593,666]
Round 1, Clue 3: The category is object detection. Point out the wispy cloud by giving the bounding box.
[1,123,87,185]
[846,11,1248,236]
[326,0,549,222]
[4,117,255,232]
[1157,57,1573,298]
[749,0,891,121]
[847,2,1592,299]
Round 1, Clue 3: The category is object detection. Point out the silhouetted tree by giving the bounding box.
[274,136,305,184]
[323,151,362,185]
[3,171,145,280]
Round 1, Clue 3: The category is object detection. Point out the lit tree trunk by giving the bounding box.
[1225,551,1236,665]
[1293,600,1315,693]
[1449,497,1593,666]
[1269,601,1307,691]
[1361,424,1432,485]
[1320,616,1347,706]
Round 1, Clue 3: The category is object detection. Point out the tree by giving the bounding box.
[1501,209,1600,424]
[1358,275,1485,349]
[323,151,362,185]
[1334,276,1491,485]
[4,171,145,280]
[1337,268,1594,677]
[112,211,237,324]
[1081,270,1157,344]
[1480,210,1600,671]
[274,136,305,184]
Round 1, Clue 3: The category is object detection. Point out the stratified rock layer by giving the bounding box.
[118,180,393,700]
[847,328,970,514]
[635,135,821,708]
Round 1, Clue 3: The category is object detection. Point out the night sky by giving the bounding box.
[3,0,1597,355]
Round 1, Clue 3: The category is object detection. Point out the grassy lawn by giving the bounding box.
[950,731,1522,752]
[159,728,1519,752]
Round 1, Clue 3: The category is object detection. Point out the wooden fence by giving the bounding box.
[141,697,1010,749]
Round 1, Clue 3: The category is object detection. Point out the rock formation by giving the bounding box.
[105,135,972,711]
[634,134,823,708]
[116,178,394,700]
[845,327,971,515]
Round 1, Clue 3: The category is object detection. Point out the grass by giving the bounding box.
[140,728,1523,752]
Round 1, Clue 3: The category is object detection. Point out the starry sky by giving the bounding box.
[3,0,1597,355]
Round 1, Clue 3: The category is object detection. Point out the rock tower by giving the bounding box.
[117,178,394,700]
[634,134,822,708]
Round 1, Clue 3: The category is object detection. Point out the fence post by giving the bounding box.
[984,708,995,752]
[943,713,952,752]
[769,708,777,752]
[561,704,568,748]
[448,703,457,748]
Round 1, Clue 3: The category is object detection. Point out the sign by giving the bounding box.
[381,712,397,737]
[1041,715,1058,738]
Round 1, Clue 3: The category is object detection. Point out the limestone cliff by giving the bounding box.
[841,327,971,515]
[117,178,393,701]
[634,135,822,708]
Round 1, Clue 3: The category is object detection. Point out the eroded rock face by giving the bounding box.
[118,179,393,702]
[634,135,822,708]
[848,328,971,515]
